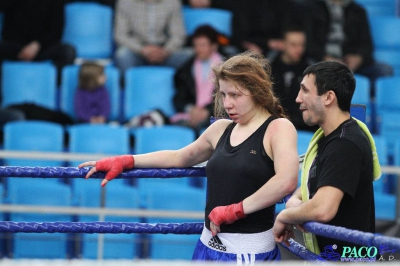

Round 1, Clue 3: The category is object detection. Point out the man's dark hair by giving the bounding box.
[192,24,219,44]
[282,24,305,37]
[303,61,355,112]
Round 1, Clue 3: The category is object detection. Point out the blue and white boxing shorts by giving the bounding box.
[192,225,280,264]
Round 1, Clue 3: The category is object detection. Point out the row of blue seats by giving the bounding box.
[4,118,400,187]
[3,119,400,212]
[2,60,400,133]
[2,122,197,162]
[2,62,178,123]
[352,75,400,136]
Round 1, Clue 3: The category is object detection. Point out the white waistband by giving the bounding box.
[200,226,276,254]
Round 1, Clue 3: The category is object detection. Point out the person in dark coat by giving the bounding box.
[0,0,76,84]
[172,25,223,133]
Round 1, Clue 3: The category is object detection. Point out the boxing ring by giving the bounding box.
[0,166,400,264]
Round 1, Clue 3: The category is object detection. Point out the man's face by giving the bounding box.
[193,36,217,60]
[296,74,325,126]
[283,31,306,64]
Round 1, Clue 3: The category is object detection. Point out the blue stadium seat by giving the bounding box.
[60,65,121,122]
[375,77,400,134]
[352,74,372,129]
[182,7,233,37]
[68,124,137,258]
[133,124,205,256]
[373,135,390,194]
[374,192,396,221]
[370,135,396,221]
[76,185,142,259]
[295,130,314,189]
[3,121,67,212]
[133,125,196,189]
[68,124,130,164]
[62,3,113,59]
[68,124,131,198]
[395,139,400,167]
[369,16,400,50]
[356,0,396,16]
[144,187,205,260]
[3,121,65,168]
[8,181,72,258]
[374,49,400,76]
[297,130,313,158]
[353,75,370,108]
[1,61,57,109]
[134,125,195,154]
[380,112,400,156]
[123,66,176,121]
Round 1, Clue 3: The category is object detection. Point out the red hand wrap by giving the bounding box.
[95,155,135,181]
[208,201,246,226]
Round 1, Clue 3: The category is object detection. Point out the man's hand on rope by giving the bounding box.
[78,155,135,187]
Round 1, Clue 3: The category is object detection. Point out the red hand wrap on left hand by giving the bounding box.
[95,155,134,182]
[208,201,246,226]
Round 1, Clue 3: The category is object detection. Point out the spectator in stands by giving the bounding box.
[305,0,393,97]
[182,0,307,58]
[0,0,76,85]
[74,62,111,124]
[270,25,318,132]
[114,0,192,75]
[171,25,223,134]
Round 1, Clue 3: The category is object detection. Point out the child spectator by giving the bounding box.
[74,62,111,124]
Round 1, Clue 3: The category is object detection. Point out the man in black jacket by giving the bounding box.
[172,25,223,134]
[270,25,318,132]
[0,0,76,83]
[305,0,392,97]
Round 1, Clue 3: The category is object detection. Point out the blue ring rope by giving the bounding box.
[303,222,400,251]
[0,221,203,234]
[0,220,327,262]
[303,222,375,247]
[0,166,206,178]
[279,240,332,264]
[1,165,399,261]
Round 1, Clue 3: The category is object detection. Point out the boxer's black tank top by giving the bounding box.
[205,116,277,233]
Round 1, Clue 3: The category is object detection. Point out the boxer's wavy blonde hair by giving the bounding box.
[212,51,286,119]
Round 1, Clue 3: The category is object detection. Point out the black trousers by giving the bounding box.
[0,41,76,84]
